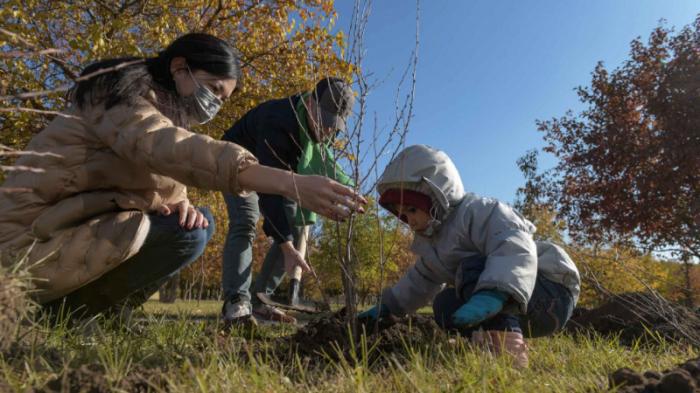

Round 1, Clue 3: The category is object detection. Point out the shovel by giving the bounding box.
[257,226,322,313]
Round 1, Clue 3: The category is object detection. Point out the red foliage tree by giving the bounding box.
[538,17,700,303]
[538,15,700,302]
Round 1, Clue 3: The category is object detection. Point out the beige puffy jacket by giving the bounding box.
[0,94,256,303]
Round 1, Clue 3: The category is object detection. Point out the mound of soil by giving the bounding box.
[609,357,700,393]
[33,363,168,393]
[566,292,700,345]
[284,310,445,364]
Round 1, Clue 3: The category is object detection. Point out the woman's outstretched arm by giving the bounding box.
[238,164,366,220]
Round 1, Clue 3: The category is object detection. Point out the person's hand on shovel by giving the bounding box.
[280,241,311,275]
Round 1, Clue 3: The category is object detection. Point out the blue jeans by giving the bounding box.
[433,255,574,338]
[222,193,302,305]
[43,207,215,318]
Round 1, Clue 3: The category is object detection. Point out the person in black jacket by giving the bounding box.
[221,77,355,324]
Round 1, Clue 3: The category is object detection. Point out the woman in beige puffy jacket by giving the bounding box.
[0,33,363,319]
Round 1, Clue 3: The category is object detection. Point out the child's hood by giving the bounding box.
[377,145,465,214]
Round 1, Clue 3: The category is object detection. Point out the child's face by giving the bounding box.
[396,204,431,232]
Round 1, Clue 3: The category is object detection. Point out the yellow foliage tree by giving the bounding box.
[1,0,353,298]
[567,245,682,307]
[309,198,415,305]
[659,261,700,307]
[1,0,352,141]
[515,150,690,307]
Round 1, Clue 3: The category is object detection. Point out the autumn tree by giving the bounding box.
[514,149,564,243]
[567,245,681,307]
[537,17,700,305]
[1,0,352,300]
[513,150,680,307]
[309,198,414,305]
[1,1,351,142]
[1,0,421,318]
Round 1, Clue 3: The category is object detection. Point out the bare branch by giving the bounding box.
[0,187,32,193]
[0,48,65,59]
[0,107,81,120]
[0,165,45,173]
[0,145,62,159]
[0,59,144,102]
[201,0,225,31]
[0,27,36,48]
[0,27,78,80]
[0,88,71,101]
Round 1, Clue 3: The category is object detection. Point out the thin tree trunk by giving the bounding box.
[336,216,358,337]
[682,259,693,308]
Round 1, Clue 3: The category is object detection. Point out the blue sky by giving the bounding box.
[332,1,699,204]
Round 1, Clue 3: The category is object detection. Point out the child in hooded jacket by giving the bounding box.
[358,145,581,367]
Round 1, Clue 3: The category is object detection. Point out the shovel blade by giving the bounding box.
[256,292,322,314]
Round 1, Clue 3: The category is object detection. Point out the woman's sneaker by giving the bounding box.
[252,303,297,324]
[221,299,257,330]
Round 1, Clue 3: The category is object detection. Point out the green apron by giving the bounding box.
[294,95,353,226]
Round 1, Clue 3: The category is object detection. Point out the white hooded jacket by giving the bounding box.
[377,145,580,315]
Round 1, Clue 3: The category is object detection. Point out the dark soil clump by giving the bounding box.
[32,363,168,393]
[566,292,700,345]
[609,357,700,393]
[283,309,445,364]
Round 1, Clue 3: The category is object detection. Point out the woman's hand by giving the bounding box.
[158,200,209,230]
[280,241,311,275]
[237,164,367,220]
[288,174,367,220]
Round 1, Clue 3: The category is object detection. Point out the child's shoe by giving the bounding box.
[471,329,529,368]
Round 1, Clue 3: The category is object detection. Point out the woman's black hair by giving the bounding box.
[147,33,241,92]
[70,33,241,113]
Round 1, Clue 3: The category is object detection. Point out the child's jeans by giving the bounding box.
[432,255,574,337]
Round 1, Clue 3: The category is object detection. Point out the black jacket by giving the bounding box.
[222,95,303,243]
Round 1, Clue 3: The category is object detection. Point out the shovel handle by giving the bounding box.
[288,226,309,306]
[292,226,310,280]
[295,226,309,255]
[291,265,303,281]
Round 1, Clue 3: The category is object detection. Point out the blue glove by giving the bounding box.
[451,290,508,327]
[357,304,390,320]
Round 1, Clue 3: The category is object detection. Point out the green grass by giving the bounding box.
[1,300,696,392]
[143,299,222,317]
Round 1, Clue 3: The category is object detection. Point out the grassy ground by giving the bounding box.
[1,300,696,392]
[143,299,222,317]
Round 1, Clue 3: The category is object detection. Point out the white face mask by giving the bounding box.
[185,67,222,124]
